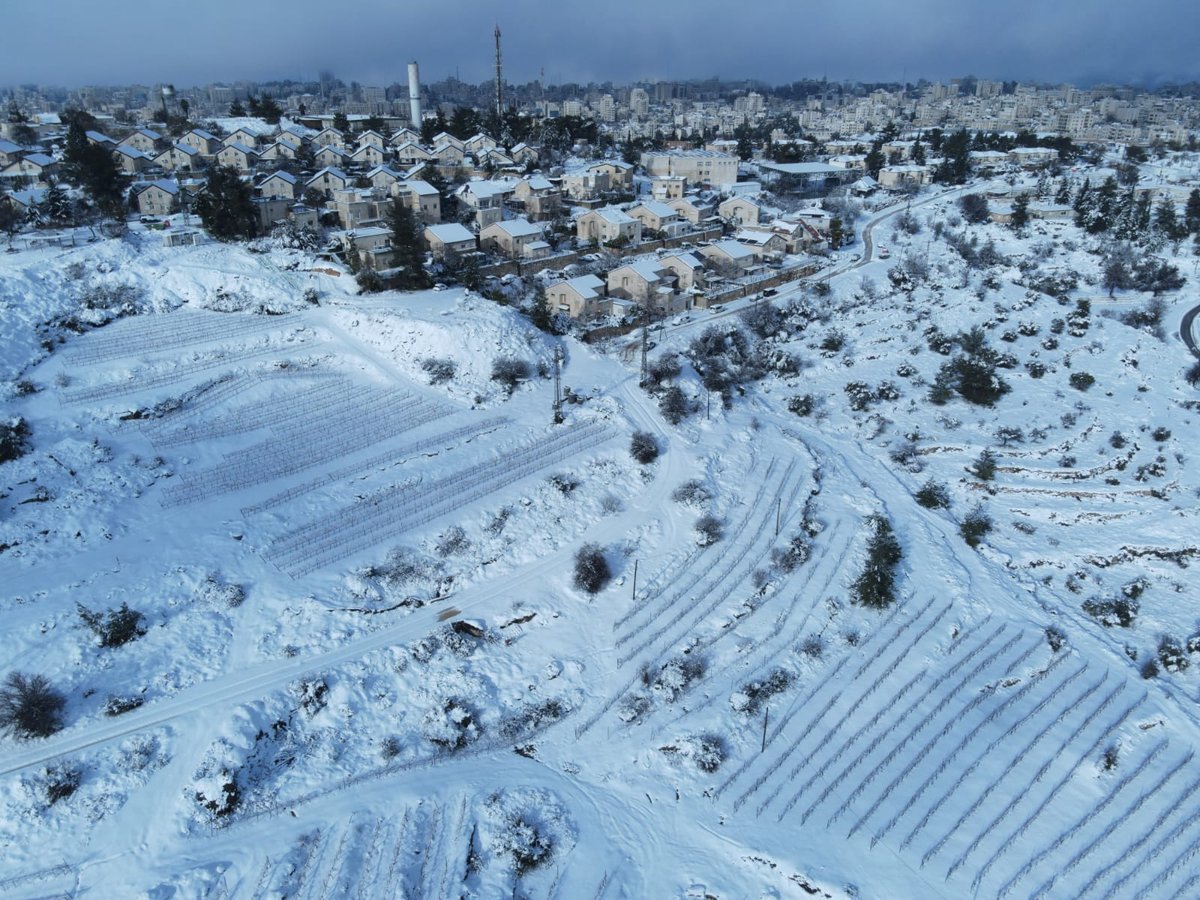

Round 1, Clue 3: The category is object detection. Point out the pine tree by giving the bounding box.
[41,183,71,224]
[388,199,431,290]
[194,166,257,241]
[61,122,124,220]
[1010,193,1030,231]
[228,99,246,117]
[332,112,350,132]
[1054,178,1072,205]
[1154,199,1183,241]
[0,197,20,247]
[1186,188,1200,235]
[865,141,885,178]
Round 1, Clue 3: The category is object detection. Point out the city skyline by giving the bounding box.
[3,0,1199,92]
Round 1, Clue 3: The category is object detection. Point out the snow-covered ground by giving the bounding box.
[2,179,1200,898]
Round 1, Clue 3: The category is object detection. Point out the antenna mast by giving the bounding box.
[494,25,504,119]
[639,312,650,387]
[552,347,564,424]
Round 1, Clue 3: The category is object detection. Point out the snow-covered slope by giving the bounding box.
[2,187,1200,899]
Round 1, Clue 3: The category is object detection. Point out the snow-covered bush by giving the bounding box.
[960,505,993,548]
[491,356,532,394]
[0,418,31,464]
[629,430,659,464]
[421,357,457,385]
[915,480,951,509]
[572,543,610,594]
[694,515,723,547]
[76,602,147,648]
[424,697,482,751]
[731,668,792,715]
[671,479,711,508]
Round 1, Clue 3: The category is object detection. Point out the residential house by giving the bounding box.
[85,130,118,149]
[314,144,349,168]
[357,130,387,150]
[118,128,163,155]
[576,207,641,246]
[509,143,538,166]
[259,170,298,200]
[394,179,441,223]
[259,140,299,162]
[546,274,606,321]
[388,128,421,147]
[344,225,393,267]
[464,133,498,155]
[667,195,716,225]
[628,200,684,236]
[607,261,678,313]
[349,144,385,168]
[154,143,201,172]
[718,195,762,225]
[651,175,687,200]
[332,187,389,228]
[4,188,47,215]
[479,217,546,259]
[878,164,932,188]
[431,132,464,150]
[424,222,477,259]
[305,166,351,197]
[455,179,512,229]
[1,153,59,185]
[221,128,260,149]
[700,239,757,274]
[0,139,22,167]
[217,142,259,172]
[658,252,706,293]
[1008,146,1059,168]
[968,149,1009,173]
[179,128,220,156]
[512,174,561,221]
[734,229,787,259]
[312,127,345,149]
[562,166,610,200]
[112,145,152,174]
[433,142,466,166]
[588,160,635,190]
[393,141,435,167]
[132,180,180,217]
[367,165,404,191]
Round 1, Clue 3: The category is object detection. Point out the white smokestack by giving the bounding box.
[408,62,422,130]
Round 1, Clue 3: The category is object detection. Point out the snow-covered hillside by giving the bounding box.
[2,185,1200,899]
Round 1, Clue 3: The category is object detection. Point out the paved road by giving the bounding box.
[1181,301,1200,356]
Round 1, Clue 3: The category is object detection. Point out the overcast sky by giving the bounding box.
[4,0,1197,90]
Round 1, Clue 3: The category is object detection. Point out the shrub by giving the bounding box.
[1109,431,1127,449]
[852,515,902,609]
[103,695,144,717]
[1082,596,1139,628]
[380,736,402,760]
[771,534,811,572]
[970,449,998,482]
[820,329,846,353]
[671,479,711,507]
[0,418,31,465]
[629,431,659,464]
[659,385,693,424]
[915,480,951,509]
[731,668,792,716]
[1045,625,1067,652]
[996,426,1024,446]
[740,302,785,338]
[960,505,994,547]
[646,352,682,386]
[1026,361,1046,378]
[434,525,469,557]
[1186,359,1200,387]
[420,357,457,385]
[1152,426,1171,442]
[799,634,825,658]
[573,543,611,594]
[692,733,727,773]
[491,356,532,393]
[42,763,81,805]
[1158,635,1189,673]
[1102,744,1120,771]
[424,697,482,751]
[0,672,66,739]
[695,515,724,547]
[787,394,816,416]
[1069,371,1096,391]
[1140,658,1159,679]
[76,603,146,648]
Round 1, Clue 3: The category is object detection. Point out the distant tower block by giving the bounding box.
[407,61,422,130]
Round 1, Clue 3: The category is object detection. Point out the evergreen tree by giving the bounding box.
[61,122,124,220]
[911,138,926,166]
[1010,192,1030,231]
[194,166,258,241]
[1186,188,1200,235]
[228,99,246,117]
[1154,199,1183,241]
[865,141,885,178]
[332,112,350,132]
[388,198,431,290]
[1072,178,1094,229]
[526,282,556,333]
[1054,178,1072,205]
[258,95,283,125]
[0,197,20,247]
[40,183,71,224]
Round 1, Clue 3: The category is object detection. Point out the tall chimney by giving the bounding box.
[407,61,422,130]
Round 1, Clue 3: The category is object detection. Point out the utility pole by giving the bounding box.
[552,346,563,424]
[761,706,769,753]
[631,559,638,600]
[776,498,782,537]
[639,311,650,387]
[494,25,504,120]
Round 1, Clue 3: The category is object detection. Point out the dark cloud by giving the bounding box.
[3,0,1196,89]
